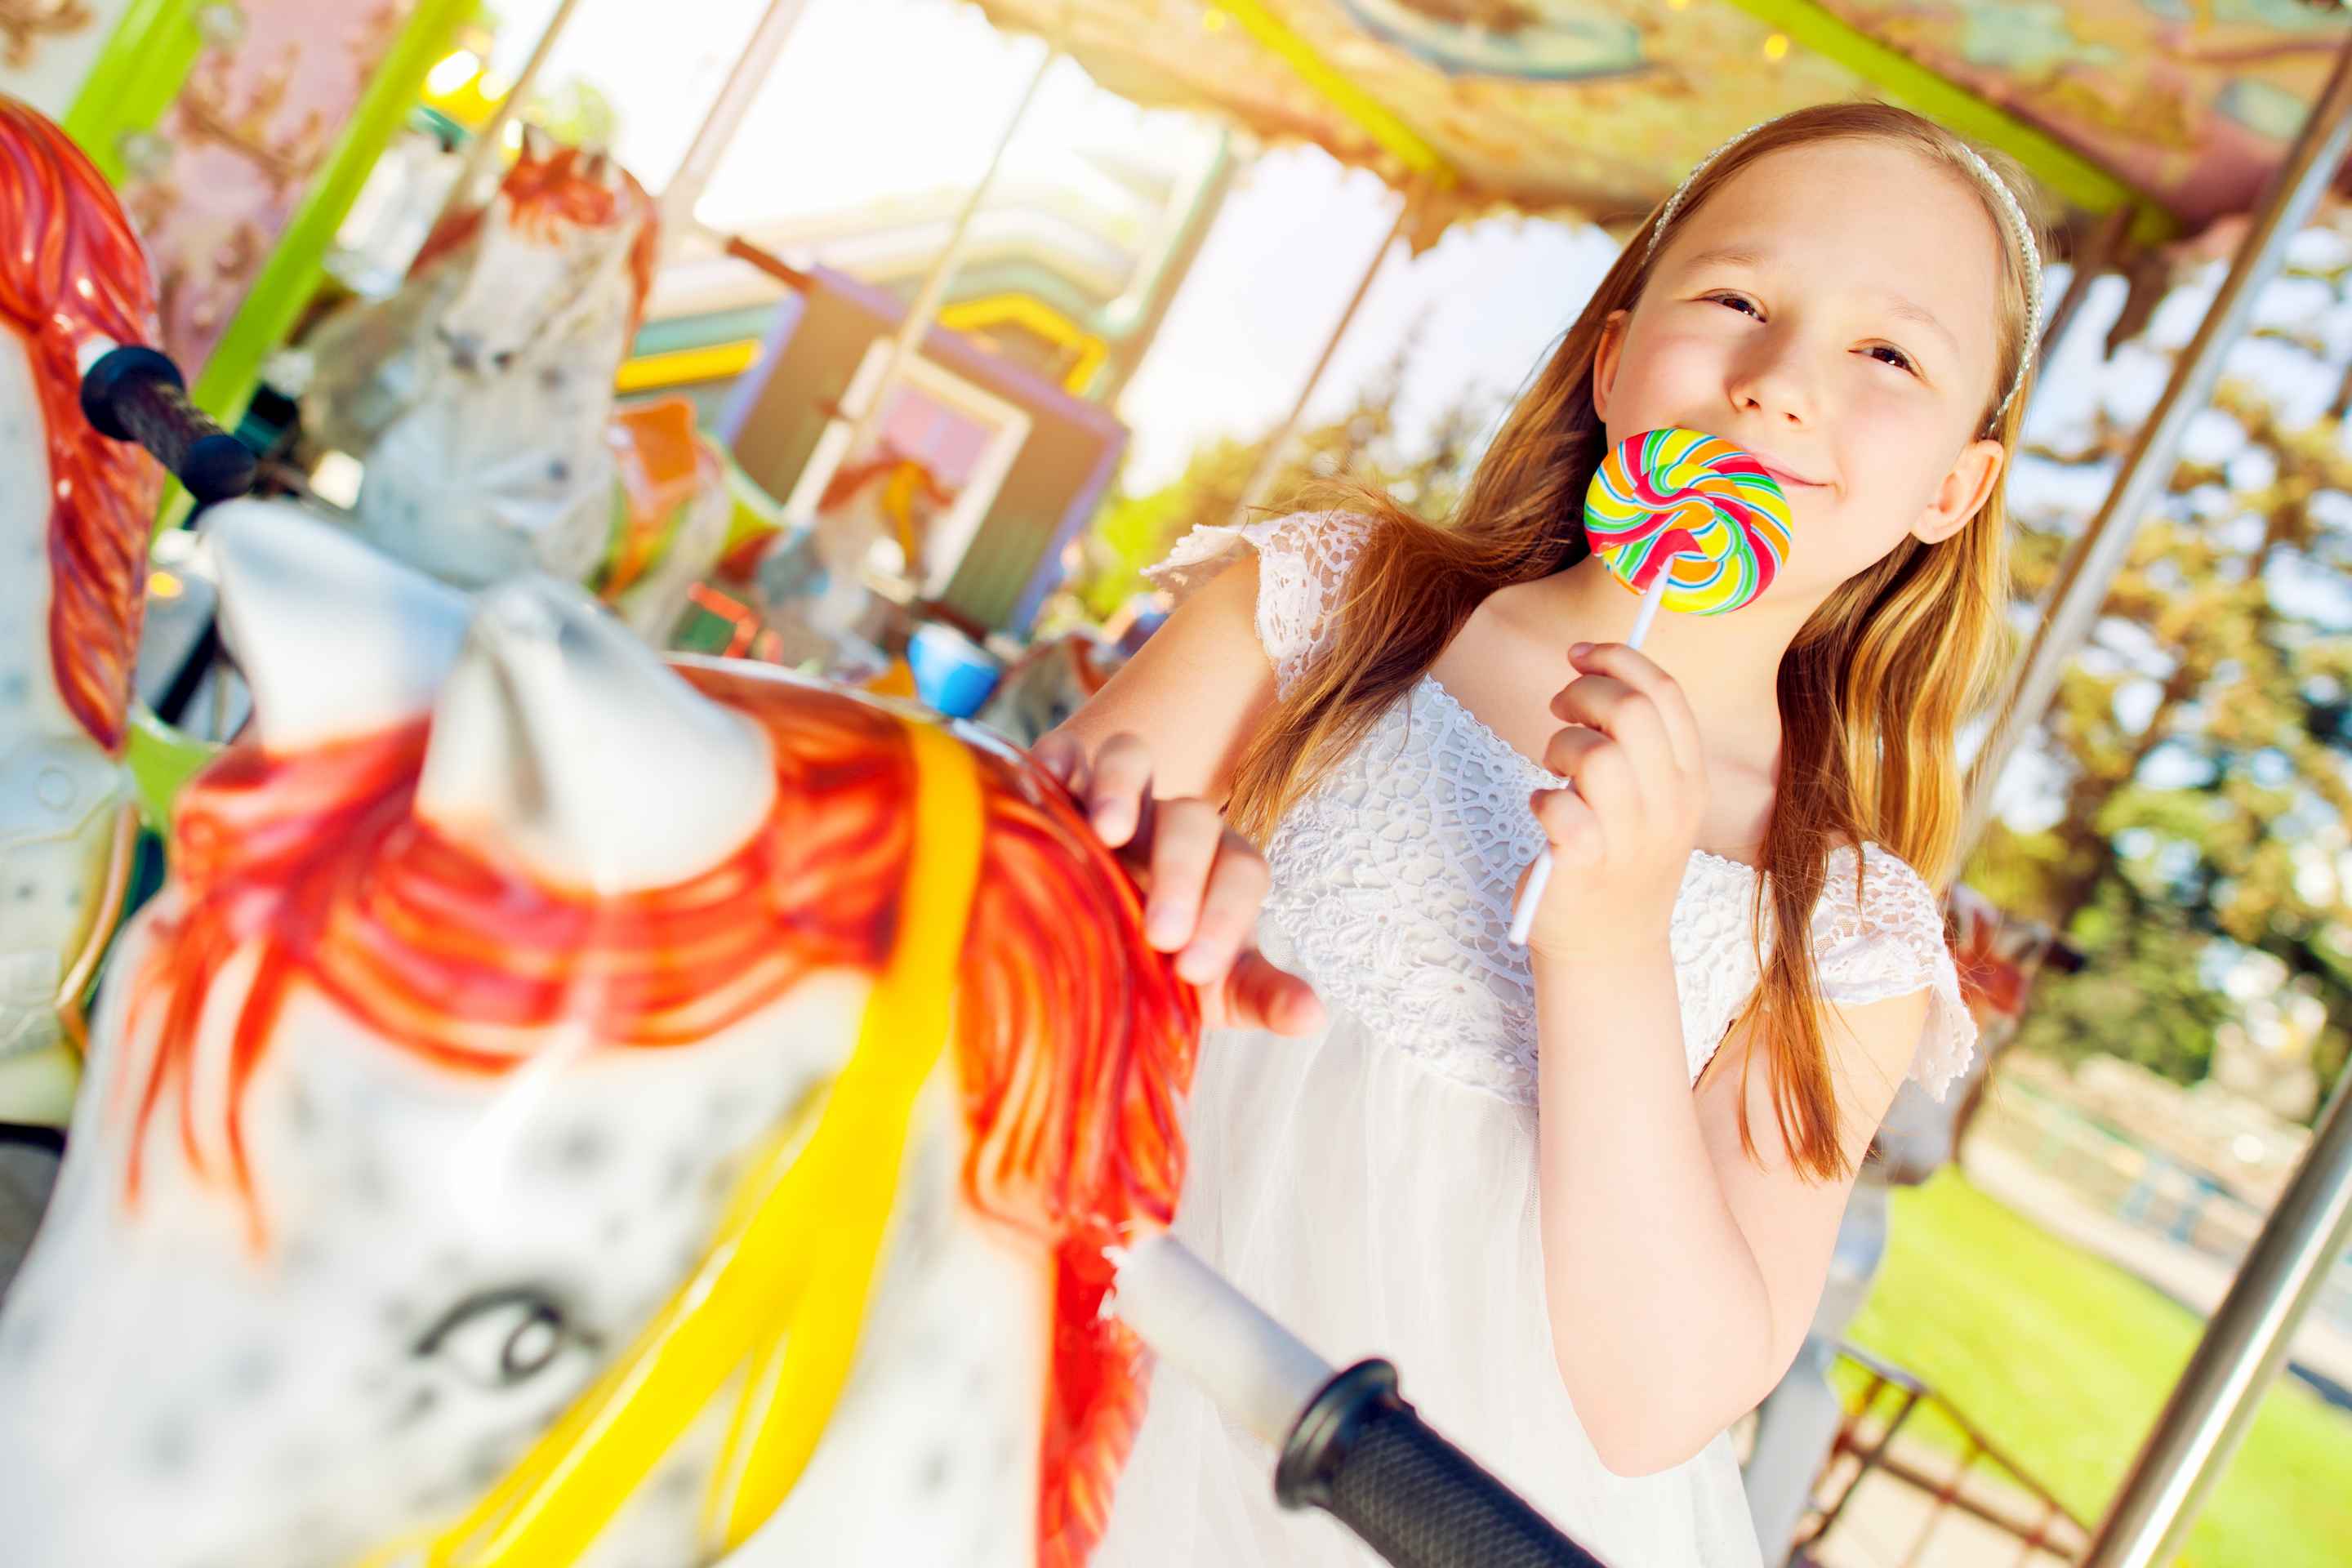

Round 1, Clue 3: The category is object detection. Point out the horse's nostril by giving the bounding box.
[492,350,515,372]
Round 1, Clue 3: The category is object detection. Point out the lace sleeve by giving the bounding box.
[1143,510,1377,696]
[1811,844,1978,1100]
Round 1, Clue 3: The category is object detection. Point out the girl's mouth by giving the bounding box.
[1756,460,1827,491]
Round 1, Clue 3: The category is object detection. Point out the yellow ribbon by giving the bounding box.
[403,716,984,1565]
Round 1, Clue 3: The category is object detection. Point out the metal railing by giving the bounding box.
[1794,1345,2092,1568]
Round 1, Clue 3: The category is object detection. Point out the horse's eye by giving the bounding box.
[413,1287,596,1389]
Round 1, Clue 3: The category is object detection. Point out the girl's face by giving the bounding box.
[1592,139,2012,601]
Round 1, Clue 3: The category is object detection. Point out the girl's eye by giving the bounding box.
[1865,345,1918,375]
[1706,293,1762,320]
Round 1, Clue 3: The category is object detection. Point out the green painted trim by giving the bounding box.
[59,0,207,183]
[123,702,217,830]
[184,0,474,443]
[1715,0,2176,243]
[631,304,783,358]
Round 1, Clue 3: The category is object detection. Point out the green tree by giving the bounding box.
[1969,234,2352,1116]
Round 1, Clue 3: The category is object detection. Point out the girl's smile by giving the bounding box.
[1591,138,2015,609]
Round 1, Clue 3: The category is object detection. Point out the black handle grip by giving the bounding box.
[1276,1361,1608,1568]
[79,344,256,504]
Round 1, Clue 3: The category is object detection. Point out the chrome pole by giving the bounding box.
[2082,1069,2352,1566]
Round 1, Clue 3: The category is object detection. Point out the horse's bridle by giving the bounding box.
[360,714,985,1566]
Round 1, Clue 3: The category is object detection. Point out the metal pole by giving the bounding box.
[1957,32,2352,854]
[434,0,589,221]
[655,0,818,238]
[2036,206,2130,364]
[791,42,1057,523]
[1228,194,1410,525]
[2082,1069,2352,1566]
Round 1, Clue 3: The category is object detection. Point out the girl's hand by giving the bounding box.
[1518,642,1707,964]
[1031,731,1326,1037]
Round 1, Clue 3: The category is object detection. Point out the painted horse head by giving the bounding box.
[415,127,658,380]
[0,503,1196,1566]
[0,96,165,1120]
[318,132,666,594]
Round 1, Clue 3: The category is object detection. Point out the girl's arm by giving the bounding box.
[1040,552,1275,802]
[1037,555,1322,1036]
[1517,639,1930,1475]
[1530,952,1925,1476]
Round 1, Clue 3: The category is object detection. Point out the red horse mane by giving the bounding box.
[411,140,662,340]
[121,670,1196,1566]
[0,100,163,751]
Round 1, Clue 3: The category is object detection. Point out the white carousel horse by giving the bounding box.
[299,130,732,644]
[0,501,1197,1567]
[0,96,167,1126]
[748,447,956,672]
[978,632,1126,749]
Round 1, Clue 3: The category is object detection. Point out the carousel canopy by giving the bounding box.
[968,0,2352,247]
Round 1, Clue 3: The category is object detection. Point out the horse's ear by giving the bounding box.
[583,146,621,193]
[209,500,470,755]
[519,121,554,163]
[415,577,776,893]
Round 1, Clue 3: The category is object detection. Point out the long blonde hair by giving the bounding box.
[1225,104,2040,1181]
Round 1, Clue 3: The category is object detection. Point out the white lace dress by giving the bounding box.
[1091,512,1977,1568]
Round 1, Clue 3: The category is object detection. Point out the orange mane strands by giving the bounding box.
[408,140,662,337]
[0,100,164,752]
[953,746,1199,1566]
[117,673,1196,1560]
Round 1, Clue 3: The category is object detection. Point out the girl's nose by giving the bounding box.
[1727,336,1817,427]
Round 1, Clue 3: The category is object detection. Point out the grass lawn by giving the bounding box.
[1836,1171,2352,1568]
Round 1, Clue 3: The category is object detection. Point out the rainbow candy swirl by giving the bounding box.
[1584,429,1793,615]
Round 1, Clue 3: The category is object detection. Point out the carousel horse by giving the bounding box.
[978,633,1126,749]
[0,500,1196,1566]
[0,97,167,1127]
[745,447,956,671]
[299,129,733,643]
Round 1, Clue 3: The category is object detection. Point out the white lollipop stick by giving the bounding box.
[1504,567,1673,948]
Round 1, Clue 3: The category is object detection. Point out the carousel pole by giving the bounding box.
[2081,1070,2352,1567]
[434,0,591,220]
[1227,191,1412,528]
[1957,30,2352,854]
[654,0,819,242]
[791,40,1058,524]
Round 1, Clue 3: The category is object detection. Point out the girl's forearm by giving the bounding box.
[1530,943,1776,1472]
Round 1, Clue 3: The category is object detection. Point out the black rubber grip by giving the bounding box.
[79,344,256,503]
[1276,1361,1606,1568]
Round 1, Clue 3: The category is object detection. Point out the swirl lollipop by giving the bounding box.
[1506,429,1794,946]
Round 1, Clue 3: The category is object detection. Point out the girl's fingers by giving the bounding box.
[1539,728,1637,824]
[1175,829,1272,985]
[1568,643,1703,777]
[1085,733,1155,845]
[1551,673,1675,786]
[1141,797,1223,951]
[1530,783,1605,866]
[1215,951,1326,1036]
[1031,731,1085,788]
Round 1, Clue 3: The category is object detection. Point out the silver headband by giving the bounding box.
[1644,121,2044,423]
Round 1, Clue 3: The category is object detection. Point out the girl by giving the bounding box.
[1040,104,2033,1567]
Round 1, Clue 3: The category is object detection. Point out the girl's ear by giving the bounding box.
[1913,436,2007,545]
[1591,310,1630,421]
